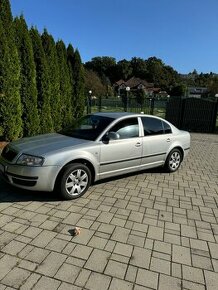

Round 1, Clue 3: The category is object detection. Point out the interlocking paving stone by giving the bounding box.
[172,244,192,265]
[55,263,80,284]
[108,277,133,290]
[136,268,159,289]
[25,247,50,264]
[0,255,19,280]
[182,265,204,284]
[32,276,61,290]
[85,272,111,290]
[1,267,30,289]
[129,246,151,269]
[104,260,128,279]
[84,249,110,273]
[19,273,41,290]
[35,252,66,276]
[0,133,218,290]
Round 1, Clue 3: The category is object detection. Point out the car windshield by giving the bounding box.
[59,115,114,141]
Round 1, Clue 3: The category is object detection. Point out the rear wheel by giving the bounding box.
[165,149,182,172]
[58,163,91,200]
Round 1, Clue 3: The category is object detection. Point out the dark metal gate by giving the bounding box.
[166,97,218,133]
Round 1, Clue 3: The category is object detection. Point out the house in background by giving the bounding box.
[186,86,208,98]
[113,77,163,97]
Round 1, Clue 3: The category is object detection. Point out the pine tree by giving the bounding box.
[14,16,40,136]
[29,27,53,133]
[41,30,62,131]
[0,0,22,141]
[71,49,85,119]
[56,40,73,127]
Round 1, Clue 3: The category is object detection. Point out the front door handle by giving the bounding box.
[135,142,142,147]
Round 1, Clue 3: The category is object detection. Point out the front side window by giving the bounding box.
[141,117,164,136]
[109,118,139,139]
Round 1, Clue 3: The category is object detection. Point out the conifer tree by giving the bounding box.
[29,27,53,133]
[71,49,85,119]
[56,40,73,127]
[14,16,40,136]
[41,30,62,131]
[0,0,22,140]
[67,44,76,117]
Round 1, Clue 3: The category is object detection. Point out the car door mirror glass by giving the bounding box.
[108,131,120,140]
[102,131,120,143]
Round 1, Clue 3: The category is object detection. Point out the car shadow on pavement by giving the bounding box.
[0,167,166,203]
[0,179,61,203]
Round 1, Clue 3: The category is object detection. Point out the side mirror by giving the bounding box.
[108,132,120,140]
[102,131,120,143]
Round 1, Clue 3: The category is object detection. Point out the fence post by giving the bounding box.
[98,96,102,112]
[150,97,154,115]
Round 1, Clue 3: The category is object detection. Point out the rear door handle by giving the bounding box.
[166,138,171,142]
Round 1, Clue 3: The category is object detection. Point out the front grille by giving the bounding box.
[1,146,18,162]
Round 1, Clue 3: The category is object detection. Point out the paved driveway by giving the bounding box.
[0,133,218,290]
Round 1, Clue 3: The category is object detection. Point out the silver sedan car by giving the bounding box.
[0,112,190,199]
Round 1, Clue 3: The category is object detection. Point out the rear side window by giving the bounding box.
[141,117,164,136]
[162,121,172,134]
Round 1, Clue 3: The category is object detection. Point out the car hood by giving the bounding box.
[10,133,92,156]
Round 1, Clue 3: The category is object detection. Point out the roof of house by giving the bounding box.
[114,77,154,89]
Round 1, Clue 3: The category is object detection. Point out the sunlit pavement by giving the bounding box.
[0,133,218,290]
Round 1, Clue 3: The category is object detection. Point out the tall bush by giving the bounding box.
[29,27,53,133]
[0,0,22,141]
[14,16,40,136]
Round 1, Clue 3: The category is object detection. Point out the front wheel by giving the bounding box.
[165,149,182,172]
[58,163,91,200]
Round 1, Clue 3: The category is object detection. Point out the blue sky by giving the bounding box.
[10,0,218,74]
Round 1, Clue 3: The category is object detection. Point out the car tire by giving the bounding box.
[58,163,91,200]
[165,148,182,172]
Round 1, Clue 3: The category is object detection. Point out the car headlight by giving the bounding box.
[16,154,44,166]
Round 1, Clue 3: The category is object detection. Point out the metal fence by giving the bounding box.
[88,97,168,119]
[87,96,218,133]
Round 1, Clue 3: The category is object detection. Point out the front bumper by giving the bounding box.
[0,157,60,192]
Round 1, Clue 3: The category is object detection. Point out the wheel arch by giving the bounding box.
[167,145,184,162]
[55,158,96,188]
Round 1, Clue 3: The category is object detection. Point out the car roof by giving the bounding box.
[92,112,160,120]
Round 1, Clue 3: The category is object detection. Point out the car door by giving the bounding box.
[99,117,142,178]
[140,116,172,168]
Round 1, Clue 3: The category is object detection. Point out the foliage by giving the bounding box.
[42,30,62,131]
[136,89,146,105]
[116,59,133,81]
[0,0,22,141]
[30,27,53,133]
[70,49,85,119]
[67,44,76,119]
[56,40,73,127]
[84,69,107,97]
[208,77,218,97]
[14,16,40,136]
[170,84,187,97]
